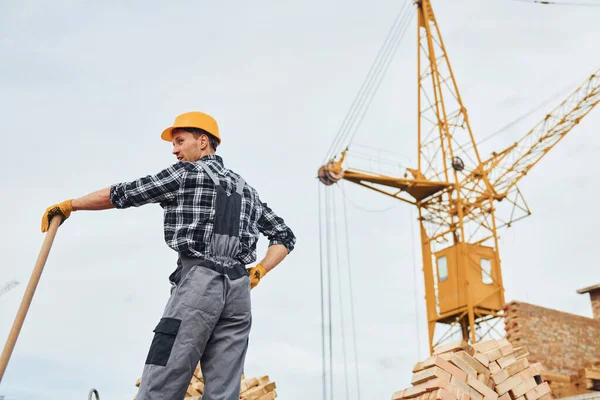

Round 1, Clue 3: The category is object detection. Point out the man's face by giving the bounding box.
[172,130,202,162]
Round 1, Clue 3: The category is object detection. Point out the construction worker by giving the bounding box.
[40,111,296,400]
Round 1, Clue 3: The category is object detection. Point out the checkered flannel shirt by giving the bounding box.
[109,154,296,264]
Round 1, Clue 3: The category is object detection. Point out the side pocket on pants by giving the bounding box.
[145,317,181,366]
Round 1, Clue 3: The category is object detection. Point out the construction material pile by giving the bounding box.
[573,362,600,393]
[392,338,552,400]
[134,362,277,399]
[541,361,600,398]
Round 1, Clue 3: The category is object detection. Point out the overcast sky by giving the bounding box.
[1,1,600,399]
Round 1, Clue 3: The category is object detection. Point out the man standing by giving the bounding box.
[41,111,296,400]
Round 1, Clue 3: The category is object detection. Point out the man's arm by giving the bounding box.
[256,201,296,273]
[71,187,114,211]
[257,244,289,274]
[247,201,295,289]
[41,163,187,232]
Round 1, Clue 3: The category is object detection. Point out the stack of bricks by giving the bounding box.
[538,361,600,397]
[572,361,600,394]
[538,371,572,398]
[391,338,553,400]
[134,363,277,399]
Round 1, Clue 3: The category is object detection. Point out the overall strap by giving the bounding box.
[197,161,220,187]
[236,176,245,195]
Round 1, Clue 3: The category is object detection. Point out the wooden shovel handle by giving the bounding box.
[0,214,63,382]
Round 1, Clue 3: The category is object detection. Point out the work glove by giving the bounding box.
[247,264,267,289]
[41,199,74,232]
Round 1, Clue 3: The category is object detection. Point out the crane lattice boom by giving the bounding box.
[474,69,600,198]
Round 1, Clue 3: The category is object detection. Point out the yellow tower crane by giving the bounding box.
[318,0,600,355]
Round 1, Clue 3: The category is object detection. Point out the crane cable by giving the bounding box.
[333,191,350,400]
[341,190,362,400]
[317,182,327,400]
[319,180,427,398]
[323,0,415,164]
[318,182,365,400]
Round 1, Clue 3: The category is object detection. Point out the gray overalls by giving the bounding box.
[136,161,252,400]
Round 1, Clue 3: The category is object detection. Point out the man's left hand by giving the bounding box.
[247,264,267,289]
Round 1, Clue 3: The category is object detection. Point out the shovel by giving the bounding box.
[0,214,62,382]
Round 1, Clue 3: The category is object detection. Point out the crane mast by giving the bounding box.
[417,0,503,352]
[318,0,600,355]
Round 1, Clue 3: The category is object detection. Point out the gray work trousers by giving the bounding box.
[136,264,252,400]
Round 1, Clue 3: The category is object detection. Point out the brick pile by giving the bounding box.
[573,361,600,393]
[538,371,572,399]
[537,361,600,398]
[391,338,553,400]
[134,362,277,399]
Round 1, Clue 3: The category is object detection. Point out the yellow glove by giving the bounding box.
[41,200,74,232]
[247,264,267,289]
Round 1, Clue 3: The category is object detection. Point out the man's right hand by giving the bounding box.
[41,200,74,232]
[247,264,267,289]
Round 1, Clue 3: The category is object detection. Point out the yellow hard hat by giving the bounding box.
[161,111,221,144]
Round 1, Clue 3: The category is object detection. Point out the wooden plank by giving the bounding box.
[474,352,490,368]
[491,369,510,386]
[412,366,452,385]
[422,356,468,382]
[434,340,475,356]
[505,358,529,377]
[579,368,600,380]
[584,361,600,369]
[431,388,458,400]
[477,373,492,388]
[191,380,204,393]
[510,377,538,399]
[451,375,473,395]
[497,354,517,369]
[256,390,277,400]
[453,351,491,377]
[449,352,478,378]
[513,346,529,360]
[186,386,202,397]
[466,374,499,400]
[485,349,503,362]
[495,374,524,396]
[402,378,447,399]
[194,363,202,379]
[499,343,514,357]
[540,371,570,383]
[473,339,500,353]
[489,361,501,374]
[524,382,551,400]
[240,377,260,392]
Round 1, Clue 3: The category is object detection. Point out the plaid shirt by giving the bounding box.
[109,154,296,265]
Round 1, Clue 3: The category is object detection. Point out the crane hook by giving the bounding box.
[88,388,100,400]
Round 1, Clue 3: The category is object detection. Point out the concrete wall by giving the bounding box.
[504,301,600,376]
